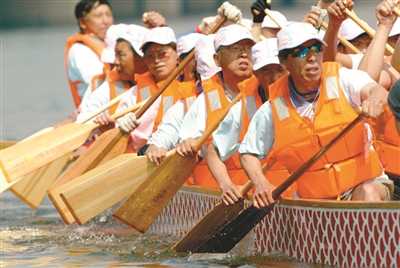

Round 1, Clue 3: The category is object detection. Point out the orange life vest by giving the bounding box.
[192,73,247,189]
[269,62,383,199]
[374,106,400,176]
[65,33,106,108]
[236,76,295,197]
[105,69,132,115]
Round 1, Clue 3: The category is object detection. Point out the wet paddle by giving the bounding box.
[173,159,276,253]
[112,90,241,234]
[193,113,364,253]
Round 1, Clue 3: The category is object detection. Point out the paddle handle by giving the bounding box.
[134,16,227,120]
[345,8,394,55]
[320,21,361,54]
[195,92,242,149]
[264,8,285,29]
[272,113,363,199]
[76,90,130,124]
[108,99,146,121]
[395,7,400,17]
[240,158,277,195]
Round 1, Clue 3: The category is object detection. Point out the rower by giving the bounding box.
[66,0,113,108]
[205,38,293,205]
[239,22,393,207]
[175,23,256,190]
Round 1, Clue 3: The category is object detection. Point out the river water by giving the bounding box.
[1,3,378,267]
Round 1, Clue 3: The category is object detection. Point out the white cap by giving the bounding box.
[389,17,400,37]
[118,25,149,57]
[101,24,129,63]
[339,18,368,41]
[241,18,254,29]
[177,33,201,57]
[261,11,287,29]
[277,22,327,51]
[195,34,221,80]
[252,38,280,71]
[214,24,256,52]
[140,27,177,51]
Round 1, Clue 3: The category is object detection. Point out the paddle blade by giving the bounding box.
[173,200,244,253]
[48,128,127,191]
[195,205,275,253]
[61,155,156,225]
[48,129,129,224]
[1,123,96,182]
[10,153,71,210]
[113,152,198,233]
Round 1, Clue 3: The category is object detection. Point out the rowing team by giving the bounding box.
[61,0,400,208]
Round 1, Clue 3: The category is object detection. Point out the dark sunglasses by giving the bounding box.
[290,43,323,58]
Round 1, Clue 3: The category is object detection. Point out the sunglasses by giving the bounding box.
[290,43,323,58]
[144,47,173,62]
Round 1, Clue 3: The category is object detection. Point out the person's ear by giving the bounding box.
[213,52,221,67]
[78,18,87,31]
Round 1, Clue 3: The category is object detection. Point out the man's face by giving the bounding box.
[387,34,399,50]
[143,44,178,82]
[281,40,323,88]
[338,34,372,54]
[79,3,113,41]
[214,39,254,80]
[114,41,135,82]
[255,64,288,90]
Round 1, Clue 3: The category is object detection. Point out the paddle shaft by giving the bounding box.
[76,90,130,124]
[195,114,364,253]
[345,8,394,55]
[320,21,361,54]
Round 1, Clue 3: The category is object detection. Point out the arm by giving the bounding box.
[240,153,275,208]
[238,102,275,208]
[206,143,243,205]
[360,82,389,118]
[391,34,400,72]
[358,0,397,82]
[323,0,354,65]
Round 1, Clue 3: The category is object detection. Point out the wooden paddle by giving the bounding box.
[0,140,17,150]
[47,99,144,224]
[173,159,276,253]
[320,21,361,54]
[0,91,145,183]
[1,127,54,193]
[112,90,242,234]
[192,113,364,253]
[60,154,156,225]
[345,8,394,55]
[7,91,130,208]
[57,15,228,226]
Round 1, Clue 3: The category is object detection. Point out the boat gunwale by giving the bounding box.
[180,185,400,209]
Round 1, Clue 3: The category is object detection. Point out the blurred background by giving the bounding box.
[1,0,375,29]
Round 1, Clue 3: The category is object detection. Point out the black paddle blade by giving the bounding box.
[194,204,275,253]
[173,200,244,253]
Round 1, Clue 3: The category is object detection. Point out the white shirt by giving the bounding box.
[148,100,186,151]
[115,86,161,152]
[239,67,374,159]
[67,43,104,99]
[211,101,242,161]
[77,81,111,124]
